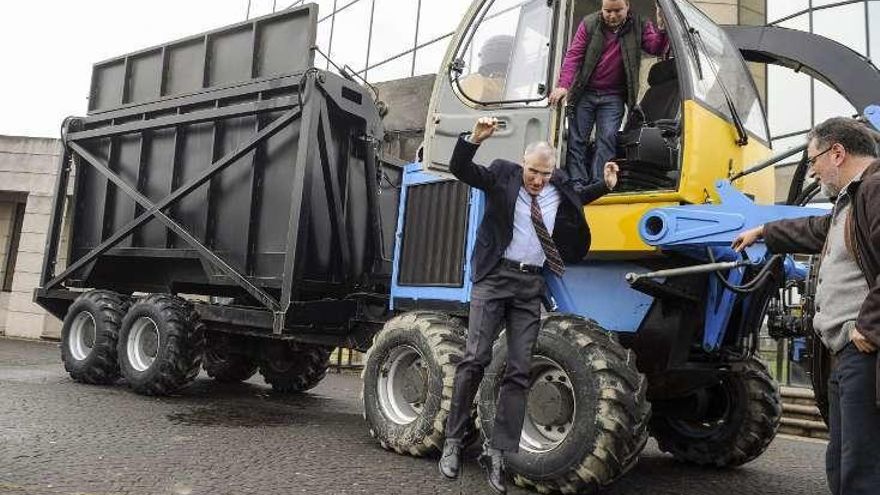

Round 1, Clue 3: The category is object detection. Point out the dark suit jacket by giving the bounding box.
[449,135,609,283]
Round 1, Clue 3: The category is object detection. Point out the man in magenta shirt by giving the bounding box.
[549,0,668,183]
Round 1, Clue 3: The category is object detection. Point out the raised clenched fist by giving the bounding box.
[471,117,498,144]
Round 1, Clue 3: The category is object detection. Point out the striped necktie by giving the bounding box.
[530,194,565,276]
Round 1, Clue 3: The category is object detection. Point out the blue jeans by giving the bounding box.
[826,342,880,495]
[565,91,625,183]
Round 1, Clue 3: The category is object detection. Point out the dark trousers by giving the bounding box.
[826,343,880,495]
[565,91,625,183]
[445,264,544,452]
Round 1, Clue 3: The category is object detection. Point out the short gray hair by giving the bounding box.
[807,117,879,158]
[523,141,557,167]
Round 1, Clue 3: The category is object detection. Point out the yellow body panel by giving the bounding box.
[585,202,678,256]
[585,100,773,256]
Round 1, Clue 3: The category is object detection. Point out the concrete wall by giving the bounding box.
[0,135,68,340]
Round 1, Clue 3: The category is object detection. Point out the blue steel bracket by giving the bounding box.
[866,105,880,132]
[639,180,827,262]
[638,180,823,351]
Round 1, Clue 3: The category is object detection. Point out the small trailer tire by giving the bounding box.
[258,341,333,393]
[117,294,205,396]
[60,290,129,385]
[203,333,258,383]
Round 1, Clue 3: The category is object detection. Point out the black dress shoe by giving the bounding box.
[438,440,462,479]
[478,449,506,494]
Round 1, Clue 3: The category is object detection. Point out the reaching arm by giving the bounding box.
[448,134,496,190]
[641,20,669,56]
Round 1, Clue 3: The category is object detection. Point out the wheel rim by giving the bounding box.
[521,356,576,453]
[377,345,427,425]
[68,311,97,361]
[127,317,160,372]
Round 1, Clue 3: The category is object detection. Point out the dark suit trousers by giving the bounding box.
[445,263,544,452]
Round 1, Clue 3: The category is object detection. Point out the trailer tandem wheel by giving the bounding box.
[361,311,467,456]
[60,290,129,385]
[258,341,333,393]
[478,314,650,494]
[203,333,258,383]
[649,357,782,467]
[117,294,205,396]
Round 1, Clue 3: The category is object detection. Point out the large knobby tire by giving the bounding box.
[203,333,258,383]
[258,341,333,393]
[649,357,782,467]
[60,290,129,384]
[362,311,466,456]
[117,294,205,396]
[479,314,650,494]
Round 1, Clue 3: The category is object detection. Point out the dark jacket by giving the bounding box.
[764,159,880,407]
[448,135,609,283]
[569,12,647,110]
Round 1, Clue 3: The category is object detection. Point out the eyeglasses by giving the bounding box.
[806,146,833,166]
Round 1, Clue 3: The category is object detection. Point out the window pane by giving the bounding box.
[813,79,856,123]
[673,0,769,141]
[772,133,809,154]
[414,38,452,76]
[768,66,811,136]
[370,0,417,67]
[767,0,808,22]
[316,17,333,69]
[329,0,372,73]
[454,0,553,103]
[314,0,337,20]
[870,2,880,62]
[418,0,473,45]
[813,4,867,56]
[367,53,414,82]
[777,13,810,31]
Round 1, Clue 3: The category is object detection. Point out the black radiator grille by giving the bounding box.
[398,180,470,286]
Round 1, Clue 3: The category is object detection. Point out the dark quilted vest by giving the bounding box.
[569,12,646,109]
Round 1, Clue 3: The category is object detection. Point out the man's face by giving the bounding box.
[807,139,843,198]
[601,0,629,28]
[522,155,554,195]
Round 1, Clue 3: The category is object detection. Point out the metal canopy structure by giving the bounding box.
[724,24,880,113]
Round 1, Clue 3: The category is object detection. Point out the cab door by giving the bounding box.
[422,0,563,170]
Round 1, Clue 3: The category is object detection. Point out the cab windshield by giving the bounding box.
[672,0,769,143]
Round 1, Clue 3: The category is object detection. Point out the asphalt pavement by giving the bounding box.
[0,337,830,495]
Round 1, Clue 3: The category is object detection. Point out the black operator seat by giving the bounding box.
[616,59,682,192]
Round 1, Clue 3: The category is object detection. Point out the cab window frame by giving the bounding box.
[450,0,561,107]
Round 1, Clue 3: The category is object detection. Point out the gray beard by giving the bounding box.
[821,182,840,199]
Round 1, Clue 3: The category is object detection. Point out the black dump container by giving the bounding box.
[35,5,400,339]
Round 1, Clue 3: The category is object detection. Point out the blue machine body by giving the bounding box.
[391,168,825,346]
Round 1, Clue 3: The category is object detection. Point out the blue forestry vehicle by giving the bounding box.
[35,1,880,493]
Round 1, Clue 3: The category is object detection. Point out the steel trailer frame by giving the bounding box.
[34,69,389,344]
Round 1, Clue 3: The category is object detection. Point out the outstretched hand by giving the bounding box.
[471,117,498,144]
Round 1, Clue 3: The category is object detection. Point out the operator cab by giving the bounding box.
[424,0,774,255]
[425,0,771,199]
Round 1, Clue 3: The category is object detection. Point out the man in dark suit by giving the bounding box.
[438,117,618,493]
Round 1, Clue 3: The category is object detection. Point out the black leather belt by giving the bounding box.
[499,258,543,274]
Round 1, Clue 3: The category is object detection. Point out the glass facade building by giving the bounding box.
[280,0,476,82]
[766,1,880,152]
